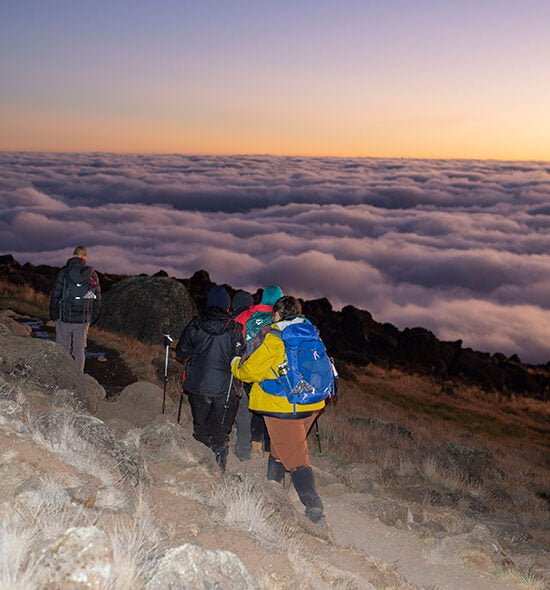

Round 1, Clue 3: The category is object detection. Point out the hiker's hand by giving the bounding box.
[231,356,241,368]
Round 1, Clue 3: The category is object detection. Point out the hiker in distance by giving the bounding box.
[176,285,244,471]
[49,246,101,372]
[231,296,334,526]
[232,284,283,460]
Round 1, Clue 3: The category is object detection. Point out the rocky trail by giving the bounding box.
[0,309,546,588]
[14,312,138,397]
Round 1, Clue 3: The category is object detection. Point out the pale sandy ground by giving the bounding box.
[0,388,530,589]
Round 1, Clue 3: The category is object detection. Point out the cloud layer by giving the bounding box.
[1,152,549,363]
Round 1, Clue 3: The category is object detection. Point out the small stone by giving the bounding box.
[41,526,113,589]
[146,543,258,590]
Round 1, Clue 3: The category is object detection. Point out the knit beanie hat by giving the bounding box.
[261,284,283,306]
[232,290,253,311]
[207,285,231,311]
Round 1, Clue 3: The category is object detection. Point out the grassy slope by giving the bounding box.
[2,279,548,450]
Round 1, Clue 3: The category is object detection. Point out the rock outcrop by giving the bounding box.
[146,544,258,590]
[96,276,196,345]
[0,331,105,412]
[96,381,175,431]
[40,526,113,589]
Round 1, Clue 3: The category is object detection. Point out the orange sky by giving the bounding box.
[1,1,549,161]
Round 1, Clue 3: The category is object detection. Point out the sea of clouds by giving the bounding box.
[1,152,549,363]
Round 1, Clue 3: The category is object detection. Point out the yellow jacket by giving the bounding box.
[230,320,326,417]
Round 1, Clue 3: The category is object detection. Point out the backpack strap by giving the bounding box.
[266,328,282,339]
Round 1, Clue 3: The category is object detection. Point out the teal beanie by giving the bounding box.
[261,285,283,306]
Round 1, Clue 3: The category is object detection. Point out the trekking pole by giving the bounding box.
[314,419,322,454]
[177,370,186,424]
[220,372,234,431]
[162,334,173,414]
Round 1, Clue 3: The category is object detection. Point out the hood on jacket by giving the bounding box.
[67,257,92,284]
[207,285,231,311]
[261,285,283,306]
[198,306,233,336]
[273,316,307,331]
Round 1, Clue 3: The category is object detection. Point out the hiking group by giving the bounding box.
[176,284,337,526]
[48,247,336,527]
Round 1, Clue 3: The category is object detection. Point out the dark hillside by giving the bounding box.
[1,254,548,400]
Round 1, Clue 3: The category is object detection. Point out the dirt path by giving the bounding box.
[323,492,515,590]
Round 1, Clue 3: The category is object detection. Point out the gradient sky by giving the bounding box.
[1,0,550,159]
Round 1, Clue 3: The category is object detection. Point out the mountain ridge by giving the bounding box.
[1,253,548,400]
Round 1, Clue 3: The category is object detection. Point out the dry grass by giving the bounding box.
[106,489,161,590]
[28,406,121,487]
[318,364,550,568]
[354,365,550,450]
[0,477,162,589]
[88,326,164,385]
[0,280,49,317]
[420,455,488,499]
[0,476,90,589]
[320,364,549,469]
[494,564,548,590]
[211,476,300,551]
[0,379,165,589]
[0,512,40,590]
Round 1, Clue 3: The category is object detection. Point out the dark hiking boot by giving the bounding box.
[213,447,228,472]
[267,455,285,484]
[235,446,251,461]
[193,432,212,449]
[291,465,326,525]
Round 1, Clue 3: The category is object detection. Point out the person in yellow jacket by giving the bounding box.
[231,296,327,525]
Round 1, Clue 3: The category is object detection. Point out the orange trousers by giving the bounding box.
[264,413,318,471]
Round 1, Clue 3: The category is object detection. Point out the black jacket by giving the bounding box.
[49,257,102,324]
[176,307,244,397]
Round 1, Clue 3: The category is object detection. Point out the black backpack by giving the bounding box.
[60,272,94,322]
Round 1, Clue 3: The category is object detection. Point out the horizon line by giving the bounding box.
[1,148,549,165]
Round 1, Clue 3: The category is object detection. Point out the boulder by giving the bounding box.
[424,524,514,569]
[139,417,207,467]
[345,463,380,493]
[40,526,113,589]
[437,443,503,483]
[0,399,27,434]
[98,381,174,429]
[33,411,145,485]
[349,416,413,440]
[0,333,105,412]
[146,543,258,590]
[0,312,33,337]
[97,276,196,344]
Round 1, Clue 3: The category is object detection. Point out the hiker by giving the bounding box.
[233,285,284,459]
[49,246,101,372]
[231,296,330,525]
[176,285,244,471]
[230,290,255,461]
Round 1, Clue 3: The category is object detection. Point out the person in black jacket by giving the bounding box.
[49,246,101,372]
[176,285,244,471]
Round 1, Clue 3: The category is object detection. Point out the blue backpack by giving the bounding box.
[261,321,336,405]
